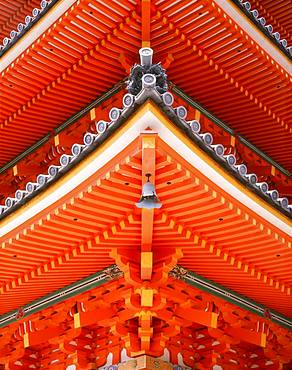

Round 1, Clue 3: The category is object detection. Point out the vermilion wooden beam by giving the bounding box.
[74,307,115,329]
[227,327,267,347]
[175,306,218,329]
[141,133,156,280]
[141,209,153,252]
[141,0,151,47]
[23,326,63,348]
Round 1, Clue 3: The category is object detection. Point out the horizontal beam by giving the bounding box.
[227,326,266,347]
[175,306,218,328]
[23,326,63,348]
[74,307,115,328]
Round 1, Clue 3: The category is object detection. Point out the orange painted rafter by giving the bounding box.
[155,147,289,245]
[162,211,291,297]
[0,0,139,165]
[151,2,292,170]
[155,10,290,137]
[152,219,291,316]
[0,147,143,309]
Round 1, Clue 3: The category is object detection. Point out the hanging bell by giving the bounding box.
[136,174,162,209]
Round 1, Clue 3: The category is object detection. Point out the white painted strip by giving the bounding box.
[214,0,291,74]
[0,0,77,72]
[0,109,291,237]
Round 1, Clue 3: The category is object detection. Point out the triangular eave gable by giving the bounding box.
[0,97,290,236]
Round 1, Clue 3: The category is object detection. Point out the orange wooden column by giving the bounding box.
[140,132,157,280]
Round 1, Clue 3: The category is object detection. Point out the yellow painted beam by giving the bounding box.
[141,252,153,280]
[141,288,154,307]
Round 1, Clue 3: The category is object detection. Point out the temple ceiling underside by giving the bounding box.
[0,2,291,368]
[0,101,290,319]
